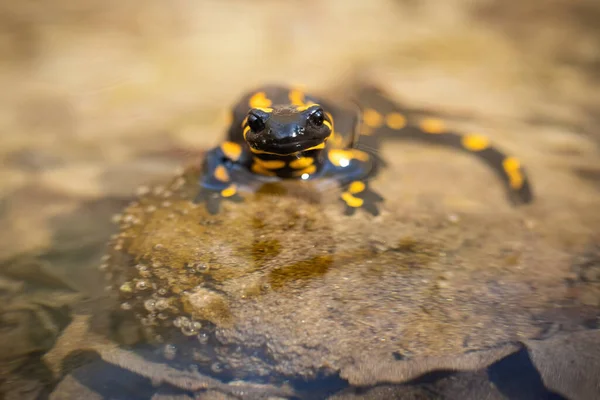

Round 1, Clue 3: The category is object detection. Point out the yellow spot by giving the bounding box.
[420,118,446,134]
[502,157,524,189]
[363,108,383,128]
[348,181,365,194]
[221,141,242,161]
[243,126,250,140]
[461,134,490,151]
[361,126,374,136]
[249,92,272,109]
[221,185,237,198]
[214,165,229,182]
[351,149,370,162]
[305,142,326,151]
[254,158,286,169]
[289,89,305,106]
[385,112,407,130]
[323,120,333,131]
[289,157,314,169]
[328,149,353,167]
[341,192,364,208]
[251,163,276,176]
[293,165,317,177]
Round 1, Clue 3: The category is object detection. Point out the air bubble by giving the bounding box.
[121,302,132,310]
[163,344,177,360]
[211,362,223,373]
[197,332,209,345]
[144,299,156,311]
[136,280,150,291]
[155,298,169,310]
[119,282,133,293]
[173,316,188,329]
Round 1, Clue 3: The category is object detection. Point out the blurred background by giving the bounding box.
[0,0,599,398]
[2,0,600,263]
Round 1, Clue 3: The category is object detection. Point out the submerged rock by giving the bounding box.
[101,158,599,388]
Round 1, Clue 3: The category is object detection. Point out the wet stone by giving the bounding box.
[102,164,600,385]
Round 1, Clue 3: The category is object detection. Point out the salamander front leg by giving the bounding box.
[326,149,384,216]
[340,180,384,216]
[194,143,247,214]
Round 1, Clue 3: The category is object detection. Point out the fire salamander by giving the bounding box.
[194,85,533,216]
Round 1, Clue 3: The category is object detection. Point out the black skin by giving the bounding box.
[194,85,533,216]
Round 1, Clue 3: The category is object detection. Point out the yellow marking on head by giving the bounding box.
[243,126,251,140]
[420,118,446,134]
[385,112,407,130]
[251,163,276,176]
[348,181,366,194]
[502,157,524,189]
[254,107,273,113]
[323,120,333,131]
[289,157,314,169]
[295,104,314,112]
[250,147,289,155]
[341,192,364,208]
[249,92,272,109]
[214,165,229,182]
[293,164,317,177]
[289,89,305,106]
[253,157,286,169]
[221,141,242,161]
[305,142,326,151]
[325,111,334,121]
[363,108,383,128]
[221,184,237,198]
[461,134,490,151]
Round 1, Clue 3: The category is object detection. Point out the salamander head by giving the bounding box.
[243,104,332,155]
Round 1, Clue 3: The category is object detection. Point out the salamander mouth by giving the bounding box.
[249,138,326,155]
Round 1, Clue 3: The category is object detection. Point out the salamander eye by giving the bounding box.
[309,109,325,127]
[247,113,266,132]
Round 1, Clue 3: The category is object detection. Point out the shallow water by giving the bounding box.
[1,1,599,399]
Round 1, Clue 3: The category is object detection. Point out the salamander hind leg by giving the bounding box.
[194,143,246,214]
